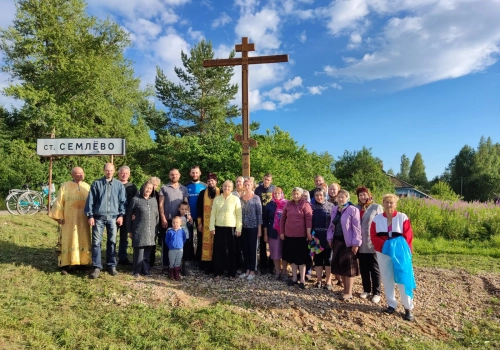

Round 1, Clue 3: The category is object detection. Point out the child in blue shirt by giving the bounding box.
[166,216,187,280]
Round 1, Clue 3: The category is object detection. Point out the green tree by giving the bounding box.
[0,0,154,192]
[446,145,475,199]
[445,137,500,201]
[397,154,410,181]
[153,39,240,137]
[252,127,336,195]
[333,147,394,195]
[409,152,428,188]
[387,168,395,176]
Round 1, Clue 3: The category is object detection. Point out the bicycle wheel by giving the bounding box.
[5,192,21,215]
[17,192,43,215]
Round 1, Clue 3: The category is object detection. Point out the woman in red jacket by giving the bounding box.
[280,187,312,289]
[370,193,415,321]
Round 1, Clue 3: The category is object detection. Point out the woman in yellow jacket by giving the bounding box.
[209,180,243,280]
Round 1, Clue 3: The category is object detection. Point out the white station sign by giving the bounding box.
[37,138,126,156]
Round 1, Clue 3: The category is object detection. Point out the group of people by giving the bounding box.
[49,167,416,321]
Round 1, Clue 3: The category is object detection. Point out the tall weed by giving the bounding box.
[398,197,500,242]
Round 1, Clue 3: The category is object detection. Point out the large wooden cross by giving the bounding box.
[203,37,288,177]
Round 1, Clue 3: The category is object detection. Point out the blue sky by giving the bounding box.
[1,0,500,180]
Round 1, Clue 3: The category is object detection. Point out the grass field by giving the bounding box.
[1,214,499,349]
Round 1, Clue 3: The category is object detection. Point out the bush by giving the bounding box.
[398,197,500,241]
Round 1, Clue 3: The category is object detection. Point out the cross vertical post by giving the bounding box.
[203,37,288,177]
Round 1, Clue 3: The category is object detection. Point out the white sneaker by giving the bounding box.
[247,274,255,281]
[360,292,369,299]
[372,295,381,303]
[239,273,248,279]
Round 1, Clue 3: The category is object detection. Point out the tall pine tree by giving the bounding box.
[397,154,410,182]
[153,39,240,137]
[409,152,428,188]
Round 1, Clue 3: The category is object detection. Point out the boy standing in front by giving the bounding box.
[166,216,187,280]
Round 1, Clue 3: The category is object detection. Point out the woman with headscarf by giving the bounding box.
[311,188,334,289]
[327,189,362,300]
[126,181,159,277]
[280,187,312,289]
[263,186,288,280]
[370,193,415,321]
[355,186,383,303]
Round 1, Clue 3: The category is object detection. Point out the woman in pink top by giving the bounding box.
[280,187,312,289]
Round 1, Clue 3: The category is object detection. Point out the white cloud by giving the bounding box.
[322,0,500,88]
[187,27,204,42]
[331,83,343,90]
[161,9,180,24]
[87,0,188,20]
[283,76,303,90]
[212,12,232,28]
[307,85,327,95]
[299,31,307,43]
[235,8,281,50]
[249,90,277,111]
[263,87,303,106]
[155,33,190,68]
[347,32,362,49]
[322,0,369,35]
[235,0,258,14]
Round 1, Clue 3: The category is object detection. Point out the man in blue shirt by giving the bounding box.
[85,163,126,279]
[185,165,206,265]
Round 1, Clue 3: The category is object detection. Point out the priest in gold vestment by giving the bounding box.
[50,167,91,274]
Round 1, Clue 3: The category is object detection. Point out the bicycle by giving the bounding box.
[17,183,57,215]
[4,184,32,215]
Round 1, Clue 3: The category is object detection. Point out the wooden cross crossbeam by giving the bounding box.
[203,37,288,177]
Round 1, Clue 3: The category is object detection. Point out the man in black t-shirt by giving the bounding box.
[254,173,275,274]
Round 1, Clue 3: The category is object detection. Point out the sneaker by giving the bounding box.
[314,282,322,289]
[239,273,248,279]
[89,268,100,279]
[324,284,332,291]
[60,269,69,276]
[383,306,396,314]
[298,282,306,289]
[360,292,370,299]
[108,267,119,276]
[404,309,414,321]
[247,274,255,281]
[372,295,381,303]
[133,273,140,278]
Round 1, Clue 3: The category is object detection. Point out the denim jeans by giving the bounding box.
[92,216,118,269]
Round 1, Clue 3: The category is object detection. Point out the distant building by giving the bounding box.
[386,174,432,199]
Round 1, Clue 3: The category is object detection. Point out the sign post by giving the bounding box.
[36,138,126,157]
[37,137,127,215]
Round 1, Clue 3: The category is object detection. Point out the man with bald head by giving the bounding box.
[50,167,92,275]
[85,163,126,279]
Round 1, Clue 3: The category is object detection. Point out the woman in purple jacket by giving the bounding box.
[327,189,362,300]
[280,187,312,289]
